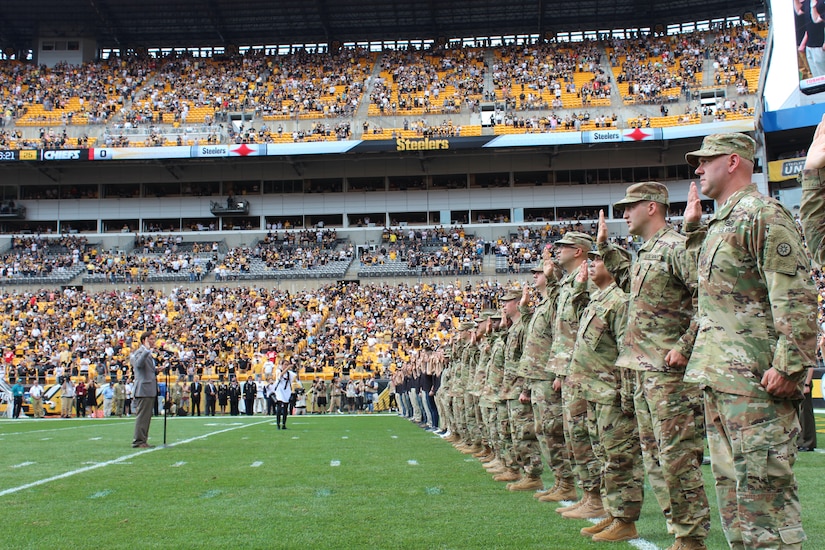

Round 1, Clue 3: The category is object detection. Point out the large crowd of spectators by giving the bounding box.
[370,46,485,115]
[0,23,767,151]
[492,41,610,109]
[0,57,155,127]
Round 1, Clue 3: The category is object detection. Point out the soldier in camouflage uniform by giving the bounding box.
[470,311,497,461]
[567,249,642,542]
[601,182,710,550]
[435,340,454,437]
[800,113,825,266]
[447,323,474,446]
[480,312,509,476]
[516,258,576,498]
[497,284,543,491]
[455,324,484,455]
[684,133,817,549]
[489,287,524,482]
[548,232,603,519]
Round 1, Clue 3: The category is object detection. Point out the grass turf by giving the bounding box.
[1,413,823,549]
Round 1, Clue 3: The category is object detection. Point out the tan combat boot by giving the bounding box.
[492,469,521,482]
[580,515,614,538]
[472,446,491,458]
[561,490,605,519]
[506,475,544,492]
[555,492,587,515]
[483,458,503,470]
[479,452,496,463]
[591,518,638,542]
[539,479,578,502]
[534,478,557,499]
[460,444,483,455]
[666,537,708,550]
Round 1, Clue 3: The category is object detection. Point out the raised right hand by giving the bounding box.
[684,181,702,224]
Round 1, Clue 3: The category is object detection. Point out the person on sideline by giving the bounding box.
[131,331,161,448]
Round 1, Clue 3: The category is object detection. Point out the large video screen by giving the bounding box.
[793,0,825,94]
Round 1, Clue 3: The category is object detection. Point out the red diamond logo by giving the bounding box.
[231,143,255,156]
[624,128,652,141]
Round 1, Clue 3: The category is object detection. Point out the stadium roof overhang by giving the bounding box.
[0,0,765,52]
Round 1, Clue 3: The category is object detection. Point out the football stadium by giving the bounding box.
[1,1,825,548]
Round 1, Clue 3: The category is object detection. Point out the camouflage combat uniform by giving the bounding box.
[547,271,595,493]
[516,276,572,486]
[800,168,825,266]
[685,184,817,549]
[480,328,507,463]
[568,280,643,522]
[462,339,482,447]
[601,227,710,541]
[502,314,530,474]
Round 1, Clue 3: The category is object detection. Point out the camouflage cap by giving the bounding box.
[590,246,631,262]
[613,181,670,208]
[554,231,594,251]
[529,264,544,273]
[489,311,503,320]
[458,321,477,331]
[499,287,522,302]
[685,133,756,167]
[474,309,497,323]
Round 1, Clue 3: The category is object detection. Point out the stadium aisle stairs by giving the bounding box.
[483,49,496,95]
[601,47,624,107]
[355,52,387,137]
[702,34,719,87]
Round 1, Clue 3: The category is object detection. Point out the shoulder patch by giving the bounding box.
[763,224,801,275]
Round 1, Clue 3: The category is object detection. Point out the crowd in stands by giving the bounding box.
[0,57,155,127]
[85,250,214,283]
[0,25,769,151]
[220,242,347,274]
[611,32,704,104]
[492,41,610,109]
[11,234,88,253]
[370,46,485,115]
[494,110,617,132]
[709,25,765,87]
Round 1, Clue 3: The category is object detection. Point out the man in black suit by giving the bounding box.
[243,375,256,416]
[205,379,217,416]
[190,375,203,416]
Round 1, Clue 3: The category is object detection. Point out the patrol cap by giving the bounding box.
[685,133,756,167]
[474,309,497,323]
[613,181,669,208]
[499,287,522,302]
[458,321,477,331]
[590,247,632,262]
[554,231,594,251]
[529,264,544,273]
[489,311,503,320]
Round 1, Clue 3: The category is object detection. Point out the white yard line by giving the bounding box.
[0,418,273,498]
[0,421,125,437]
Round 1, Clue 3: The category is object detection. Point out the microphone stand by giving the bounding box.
[162,365,169,447]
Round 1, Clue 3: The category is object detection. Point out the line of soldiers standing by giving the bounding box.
[429,133,816,550]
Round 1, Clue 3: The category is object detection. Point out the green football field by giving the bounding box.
[1,413,823,549]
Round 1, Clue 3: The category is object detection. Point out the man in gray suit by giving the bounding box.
[131,331,159,448]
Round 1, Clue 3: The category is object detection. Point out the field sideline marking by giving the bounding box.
[0,418,273,498]
[0,421,126,437]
